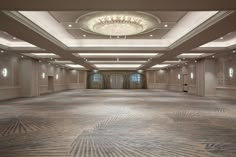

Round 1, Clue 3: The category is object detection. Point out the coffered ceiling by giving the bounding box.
[0,1,236,70]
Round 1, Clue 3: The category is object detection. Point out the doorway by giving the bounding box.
[48,76,54,92]
[110,74,124,89]
[183,74,188,92]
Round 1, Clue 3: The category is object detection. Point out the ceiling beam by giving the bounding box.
[0,0,236,11]
[0,11,95,69]
[140,11,236,69]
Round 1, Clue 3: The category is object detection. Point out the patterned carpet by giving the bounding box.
[0,89,236,157]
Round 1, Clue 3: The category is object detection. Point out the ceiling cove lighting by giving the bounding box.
[89,61,147,63]
[77,11,160,36]
[151,64,170,68]
[0,37,37,48]
[177,53,205,58]
[51,60,73,64]
[163,60,184,64]
[31,53,57,56]
[66,64,84,68]
[179,53,204,56]
[79,53,158,56]
[18,11,218,48]
[95,64,141,68]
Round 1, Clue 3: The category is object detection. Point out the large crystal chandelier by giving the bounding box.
[76,12,160,36]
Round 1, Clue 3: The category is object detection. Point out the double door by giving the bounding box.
[110,74,124,89]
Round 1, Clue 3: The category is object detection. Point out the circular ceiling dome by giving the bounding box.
[76,12,160,36]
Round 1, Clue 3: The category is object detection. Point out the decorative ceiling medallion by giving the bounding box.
[76,12,160,36]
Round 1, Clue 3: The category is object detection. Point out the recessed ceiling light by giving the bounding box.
[195,60,197,63]
[212,56,215,58]
[220,37,224,40]
[149,34,153,37]
[164,24,168,28]
[1,50,4,53]
[68,24,72,27]
[233,50,236,53]
[83,34,86,37]
[13,37,17,40]
[21,56,24,58]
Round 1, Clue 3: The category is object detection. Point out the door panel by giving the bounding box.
[110,74,124,89]
[48,76,54,92]
[183,74,188,92]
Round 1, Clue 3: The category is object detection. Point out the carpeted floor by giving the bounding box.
[0,89,236,157]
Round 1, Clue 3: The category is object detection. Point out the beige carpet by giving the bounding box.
[0,89,236,157]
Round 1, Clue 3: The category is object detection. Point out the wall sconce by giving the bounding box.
[1,68,8,77]
[229,67,234,78]
[190,72,194,79]
[177,74,181,80]
[42,72,46,79]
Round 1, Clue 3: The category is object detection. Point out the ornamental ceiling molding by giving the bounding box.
[76,11,161,36]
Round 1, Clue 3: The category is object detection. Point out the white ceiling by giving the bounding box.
[0,8,236,70]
